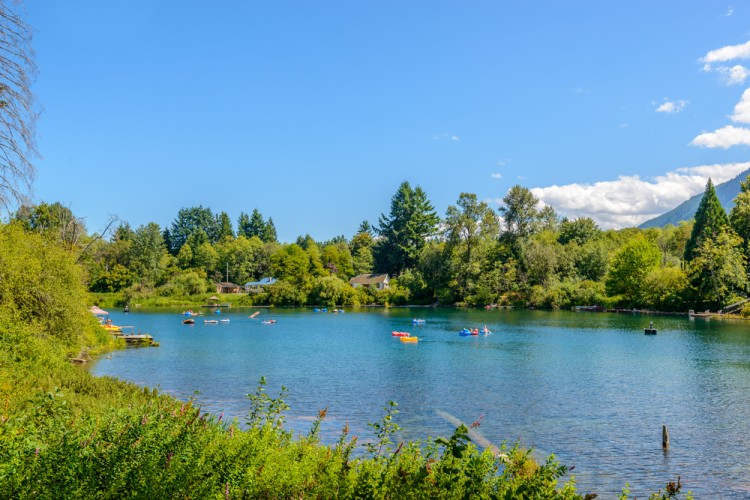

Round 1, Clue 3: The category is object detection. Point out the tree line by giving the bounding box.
[11,177,750,312]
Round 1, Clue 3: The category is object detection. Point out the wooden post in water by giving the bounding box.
[662,425,669,450]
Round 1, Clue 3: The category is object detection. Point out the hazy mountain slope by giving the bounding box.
[638,169,750,229]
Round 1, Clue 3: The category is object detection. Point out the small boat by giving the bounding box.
[412,318,426,325]
[482,325,491,335]
[459,329,472,336]
[645,322,657,335]
[400,336,418,343]
[220,319,230,323]
[182,310,195,316]
[182,318,195,325]
[391,331,411,337]
[313,308,321,312]
[262,319,277,325]
[470,328,479,336]
[204,319,219,324]
[249,311,260,319]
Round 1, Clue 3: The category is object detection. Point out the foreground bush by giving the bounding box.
[0,355,582,499]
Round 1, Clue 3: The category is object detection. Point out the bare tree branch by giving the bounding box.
[0,0,37,212]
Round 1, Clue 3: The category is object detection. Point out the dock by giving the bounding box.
[106,326,159,347]
[121,334,159,347]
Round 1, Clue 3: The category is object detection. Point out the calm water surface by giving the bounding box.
[91,308,750,497]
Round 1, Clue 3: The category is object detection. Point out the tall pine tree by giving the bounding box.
[216,211,234,240]
[374,181,440,276]
[684,178,729,262]
[263,217,278,243]
[237,212,251,238]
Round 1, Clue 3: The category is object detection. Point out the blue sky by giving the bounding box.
[22,1,750,241]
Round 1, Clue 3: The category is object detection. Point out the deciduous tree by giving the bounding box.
[130,222,167,285]
[444,192,499,297]
[499,185,540,241]
[688,229,748,309]
[729,175,750,261]
[605,236,660,307]
[558,217,600,245]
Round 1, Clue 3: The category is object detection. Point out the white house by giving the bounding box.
[348,273,389,290]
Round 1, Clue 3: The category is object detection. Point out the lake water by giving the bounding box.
[91,307,750,497]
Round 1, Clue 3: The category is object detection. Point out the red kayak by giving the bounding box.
[391,331,410,337]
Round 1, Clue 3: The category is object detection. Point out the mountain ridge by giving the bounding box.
[638,169,750,228]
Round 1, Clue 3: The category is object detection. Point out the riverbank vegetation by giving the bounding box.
[18,177,750,315]
[0,221,695,498]
[1,220,606,498]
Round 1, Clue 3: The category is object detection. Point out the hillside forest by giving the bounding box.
[14,178,750,313]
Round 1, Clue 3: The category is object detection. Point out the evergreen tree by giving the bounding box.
[357,220,373,236]
[216,211,234,240]
[351,222,375,275]
[169,205,218,254]
[375,181,440,276]
[684,178,729,262]
[237,211,252,238]
[296,234,316,250]
[263,217,278,243]
[248,209,266,239]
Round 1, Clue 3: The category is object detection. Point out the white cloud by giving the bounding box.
[432,132,460,142]
[701,40,750,67]
[731,88,750,123]
[496,159,509,167]
[491,173,502,179]
[690,125,750,148]
[656,99,688,113]
[619,122,629,128]
[720,6,734,17]
[716,65,750,85]
[520,162,750,229]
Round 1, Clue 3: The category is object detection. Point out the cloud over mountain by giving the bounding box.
[525,162,750,229]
